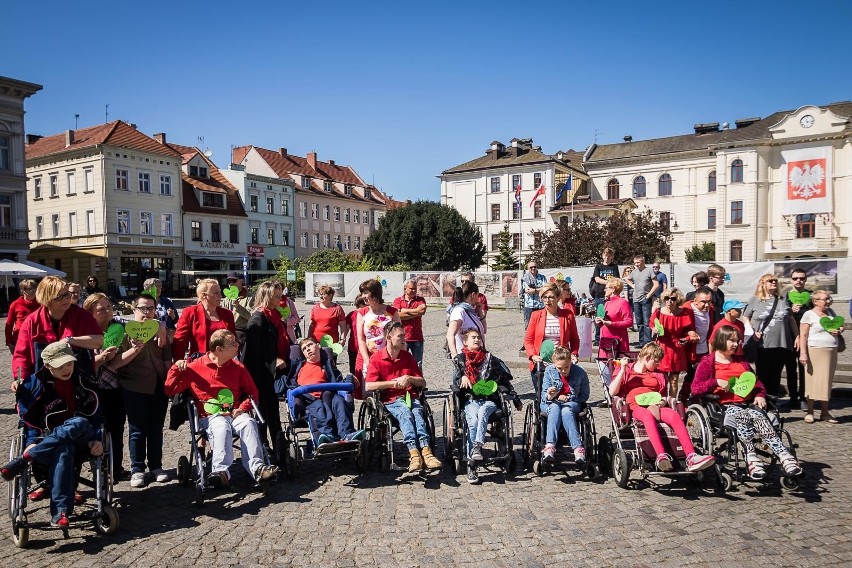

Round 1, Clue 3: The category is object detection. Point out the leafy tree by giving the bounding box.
[363,201,486,270]
[685,242,715,262]
[273,250,376,293]
[491,224,518,270]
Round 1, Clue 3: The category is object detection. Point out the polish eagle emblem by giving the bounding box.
[788,161,825,199]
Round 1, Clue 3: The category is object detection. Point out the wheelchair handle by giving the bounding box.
[287,383,354,407]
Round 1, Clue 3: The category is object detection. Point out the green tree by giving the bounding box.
[685,242,715,262]
[491,223,518,270]
[273,250,376,293]
[363,201,486,270]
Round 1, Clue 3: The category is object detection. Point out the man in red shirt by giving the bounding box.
[392,280,427,369]
[366,321,442,473]
[165,329,278,488]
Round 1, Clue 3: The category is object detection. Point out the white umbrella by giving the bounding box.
[18,260,66,277]
[0,259,49,277]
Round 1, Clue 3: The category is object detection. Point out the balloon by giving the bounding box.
[320,334,334,347]
[330,343,344,356]
[124,320,159,343]
[539,339,555,363]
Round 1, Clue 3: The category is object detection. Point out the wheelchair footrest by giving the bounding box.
[314,440,360,457]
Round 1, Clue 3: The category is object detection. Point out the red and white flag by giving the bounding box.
[781,147,832,215]
[528,182,545,207]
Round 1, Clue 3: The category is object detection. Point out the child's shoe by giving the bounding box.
[470,443,484,462]
[130,472,146,488]
[780,453,802,476]
[466,467,479,484]
[686,453,715,472]
[1,456,29,481]
[573,447,586,466]
[408,449,424,473]
[29,486,47,501]
[542,444,556,464]
[421,447,443,470]
[51,512,69,528]
[746,454,766,480]
[316,434,334,446]
[655,453,673,472]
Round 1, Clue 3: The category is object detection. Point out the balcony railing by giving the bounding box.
[765,236,848,254]
[0,228,28,241]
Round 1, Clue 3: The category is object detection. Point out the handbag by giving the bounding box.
[97,365,120,390]
[743,297,778,363]
[828,308,846,353]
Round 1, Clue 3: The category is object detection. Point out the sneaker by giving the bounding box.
[655,453,674,472]
[208,471,230,489]
[316,434,334,446]
[542,444,556,464]
[29,486,47,502]
[51,512,69,528]
[254,464,279,483]
[344,429,366,442]
[467,467,480,484]
[73,490,85,505]
[686,453,716,472]
[130,472,146,488]
[573,447,586,466]
[152,468,170,483]
[746,454,766,480]
[115,469,132,482]
[780,454,802,476]
[1,456,29,481]
[470,443,484,462]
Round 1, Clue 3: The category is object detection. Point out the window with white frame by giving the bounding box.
[36,216,43,239]
[51,214,60,237]
[268,228,275,245]
[324,180,332,192]
[68,212,77,236]
[86,210,95,234]
[301,232,308,248]
[344,235,351,250]
[251,227,258,244]
[363,210,369,224]
[299,202,307,218]
[139,172,151,193]
[0,195,8,227]
[191,220,201,241]
[116,169,129,190]
[84,169,94,193]
[202,192,224,208]
[211,222,221,242]
[344,185,353,196]
[353,209,360,223]
[282,199,289,216]
[161,213,173,236]
[344,208,350,222]
[365,188,372,200]
[50,174,58,197]
[322,205,330,220]
[491,177,501,193]
[282,230,289,246]
[159,174,172,195]
[117,210,130,234]
[311,203,319,219]
[354,236,361,250]
[266,197,274,214]
[312,233,319,248]
[302,176,311,189]
[34,177,42,199]
[512,174,521,192]
[333,206,340,221]
[66,171,76,195]
[140,212,153,235]
[534,172,542,189]
[250,195,258,212]
[323,234,330,248]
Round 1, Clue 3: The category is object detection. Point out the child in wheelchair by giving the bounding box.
[609,343,715,473]
[165,330,278,489]
[452,329,521,481]
[2,341,103,528]
[540,346,590,465]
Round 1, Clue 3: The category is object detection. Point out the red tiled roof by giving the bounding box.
[181,173,247,217]
[231,145,250,165]
[25,120,182,161]
[160,141,201,164]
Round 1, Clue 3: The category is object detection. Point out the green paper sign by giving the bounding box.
[277,306,291,319]
[596,303,606,318]
[653,319,665,336]
[144,286,159,300]
[787,290,810,305]
[223,285,240,300]
[539,339,555,363]
[634,392,663,407]
[471,379,498,397]
[728,371,757,398]
[102,323,126,349]
[124,320,159,343]
[320,334,334,347]
[330,343,344,356]
[819,315,845,331]
[203,388,235,415]
[404,391,412,409]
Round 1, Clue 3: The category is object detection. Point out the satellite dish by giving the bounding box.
[204,149,213,157]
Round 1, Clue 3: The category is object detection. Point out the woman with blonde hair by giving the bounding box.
[172,278,236,361]
[799,290,842,423]
[650,288,697,397]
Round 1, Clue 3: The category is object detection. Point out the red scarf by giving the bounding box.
[462,347,487,385]
[263,307,290,359]
[558,373,572,397]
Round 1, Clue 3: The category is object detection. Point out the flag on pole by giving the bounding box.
[528,182,545,207]
[555,172,572,202]
[514,180,522,207]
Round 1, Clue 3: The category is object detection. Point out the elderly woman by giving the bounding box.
[308,284,347,345]
[650,288,697,397]
[5,279,38,354]
[799,290,842,424]
[242,280,289,451]
[143,277,178,337]
[524,282,579,379]
[597,278,633,359]
[355,279,400,396]
[12,276,103,382]
[742,274,799,397]
[172,278,236,361]
[68,282,83,307]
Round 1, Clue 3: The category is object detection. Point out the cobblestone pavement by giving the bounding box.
[1,304,850,567]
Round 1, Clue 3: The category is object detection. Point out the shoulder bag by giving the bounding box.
[743,297,778,363]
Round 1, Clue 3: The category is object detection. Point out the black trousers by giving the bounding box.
[755,347,788,397]
[99,388,126,475]
[784,348,805,403]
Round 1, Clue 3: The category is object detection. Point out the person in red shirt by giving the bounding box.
[392,279,427,369]
[5,279,38,353]
[308,285,347,345]
[165,329,278,488]
[709,300,747,356]
[172,278,236,361]
[345,295,366,375]
[366,321,442,473]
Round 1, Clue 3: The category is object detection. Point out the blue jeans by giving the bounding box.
[407,341,424,370]
[122,387,168,473]
[385,398,430,451]
[25,417,93,520]
[305,391,355,441]
[464,399,497,456]
[633,298,653,346]
[545,401,582,449]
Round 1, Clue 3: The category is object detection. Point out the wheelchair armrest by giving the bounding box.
[450,384,461,394]
[702,394,721,402]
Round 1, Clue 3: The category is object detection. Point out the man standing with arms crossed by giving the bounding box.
[625,255,658,347]
[393,279,427,369]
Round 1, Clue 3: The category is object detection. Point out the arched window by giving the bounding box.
[730,240,743,262]
[730,159,743,183]
[708,170,716,192]
[658,173,672,196]
[632,176,646,198]
[607,178,620,200]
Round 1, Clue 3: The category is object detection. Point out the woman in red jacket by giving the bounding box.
[5,279,38,354]
[172,278,236,361]
[524,282,579,380]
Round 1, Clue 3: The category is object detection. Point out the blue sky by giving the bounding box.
[5,0,851,202]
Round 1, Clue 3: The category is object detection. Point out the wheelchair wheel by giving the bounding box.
[285,441,299,480]
[505,451,516,476]
[7,434,21,522]
[95,504,120,535]
[355,440,369,473]
[441,398,455,470]
[177,456,191,486]
[612,447,631,488]
[423,398,436,451]
[780,475,799,491]
[597,436,613,475]
[685,405,713,454]
[521,404,536,468]
[11,519,29,548]
[719,471,734,492]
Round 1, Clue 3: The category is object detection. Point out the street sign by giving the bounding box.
[286,269,296,281]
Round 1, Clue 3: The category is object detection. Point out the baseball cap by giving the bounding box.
[722,299,747,313]
[41,341,77,368]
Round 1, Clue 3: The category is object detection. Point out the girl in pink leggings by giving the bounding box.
[609,343,715,473]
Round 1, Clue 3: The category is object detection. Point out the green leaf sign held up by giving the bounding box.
[819,316,844,332]
[204,388,235,416]
[539,339,555,363]
[124,320,159,343]
[728,371,757,398]
[102,323,126,349]
[223,285,240,300]
[471,380,498,397]
[634,392,663,407]
[787,290,810,305]
[653,319,665,336]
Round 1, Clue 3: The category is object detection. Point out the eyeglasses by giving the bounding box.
[528,266,538,270]
[652,266,660,270]
[791,276,806,281]
[814,298,832,303]
[135,306,156,313]
[52,292,72,302]
[765,279,778,284]
[541,295,556,300]
[222,341,239,348]
[664,297,678,302]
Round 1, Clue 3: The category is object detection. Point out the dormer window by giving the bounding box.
[344,185,353,196]
[190,165,209,178]
[365,188,372,199]
[324,180,333,192]
[202,191,225,208]
[302,176,311,189]
[190,165,198,176]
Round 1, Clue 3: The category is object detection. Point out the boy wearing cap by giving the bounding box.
[709,300,747,356]
[1,341,103,528]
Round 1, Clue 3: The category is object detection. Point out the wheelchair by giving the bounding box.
[442,386,516,476]
[357,390,436,472]
[685,394,800,492]
[595,356,708,490]
[521,362,599,479]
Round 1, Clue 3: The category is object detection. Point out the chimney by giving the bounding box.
[693,122,720,135]
[65,129,75,147]
[153,132,166,144]
[26,134,43,145]
[129,123,137,130]
[623,135,633,142]
[307,151,317,170]
[279,147,287,156]
[329,159,335,166]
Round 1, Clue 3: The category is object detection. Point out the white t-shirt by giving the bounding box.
[449,304,484,353]
[692,308,711,355]
[801,310,839,348]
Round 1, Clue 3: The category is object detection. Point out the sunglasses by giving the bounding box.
[664,297,678,302]
[765,279,778,284]
[791,276,806,281]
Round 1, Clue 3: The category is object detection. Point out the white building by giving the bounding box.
[583,102,852,263]
[440,138,588,267]
[0,76,42,262]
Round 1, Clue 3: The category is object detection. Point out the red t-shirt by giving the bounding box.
[713,360,751,404]
[365,347,422,404]
[310,303,346,343]
[297,360,327,386]
[558,373,572,397]
[709,319,745,356]
[617,363,665,409]
[392,295,426,342]
[346,310,359,353]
